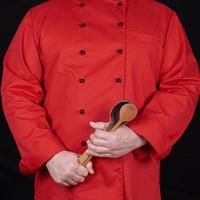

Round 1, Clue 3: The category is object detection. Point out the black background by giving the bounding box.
[0,1,199,199]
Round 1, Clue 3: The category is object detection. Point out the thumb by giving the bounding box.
[86,161,94,174]
[89,121,109,130]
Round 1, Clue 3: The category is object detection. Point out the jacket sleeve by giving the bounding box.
[127,11,200,161]
[0,10,66,175]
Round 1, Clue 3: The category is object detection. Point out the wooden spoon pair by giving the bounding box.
[78,100,138,166]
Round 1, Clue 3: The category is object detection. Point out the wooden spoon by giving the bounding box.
[78,100,138,166]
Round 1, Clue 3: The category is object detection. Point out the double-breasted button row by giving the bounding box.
[78,1,123,129]
[78,1,124,54]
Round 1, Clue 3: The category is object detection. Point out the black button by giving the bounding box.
[80,23,86,28]
[115,78,122,83]
[80,2,85,7]
[118,21,124,27]
[117,48,123,54]
[79,78,85,83]
[80,140,87,146]
[80,50,86,55]
[117,2,123,7]
[80,109,85,114]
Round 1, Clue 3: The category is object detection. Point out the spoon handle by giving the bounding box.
[78,120,123,166]
[78,153,92,167]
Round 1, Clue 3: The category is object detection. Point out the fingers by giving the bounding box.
[85,161,94,174]
[76,165,89,177]
[85,150,115,158]
[90,134,108,147]
[67,179,78,186]
[94,129,110,140]
[72,174,85,183]
[90,121,109,130]
[61,178,78,186]
[87,140,110,154]
[62,170,86,187]
[63,166,91,186]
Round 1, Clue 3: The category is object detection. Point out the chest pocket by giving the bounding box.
[129,33,163,83]
[131,32,163,45]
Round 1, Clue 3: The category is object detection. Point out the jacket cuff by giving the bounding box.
[132,142,153,160]
[127,114,170,160]
[19,134,66,175]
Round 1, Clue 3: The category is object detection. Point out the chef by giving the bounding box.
[1,0,200,199]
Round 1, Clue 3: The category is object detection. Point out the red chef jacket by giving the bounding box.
[1,0,200,199]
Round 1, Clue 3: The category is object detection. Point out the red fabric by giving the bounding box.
[1,0,200,199]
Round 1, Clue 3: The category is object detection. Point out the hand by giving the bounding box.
[46,150,94,187]
[85,121,147,158]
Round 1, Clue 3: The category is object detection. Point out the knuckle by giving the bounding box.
[92,138,98,145]
[73,175,80,182]
[69,166,78,175]
[90,134,94,141]
[90,135,94,141]
[92,145,97,152]
[88,144,94,151]
[90,144,95,151]
[65,170,73,179]
[94,147,101,153]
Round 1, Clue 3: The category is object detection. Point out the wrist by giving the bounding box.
[137,136,147,148]
[126,125,146,148]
